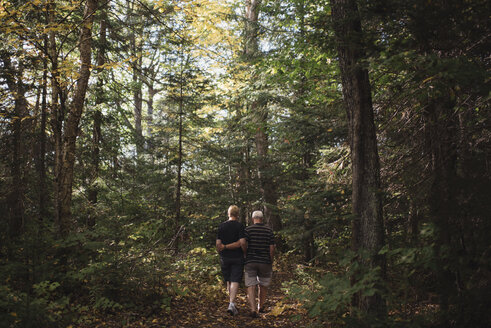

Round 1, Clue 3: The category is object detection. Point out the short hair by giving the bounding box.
[252,210,263,220]
[228,205,239,218]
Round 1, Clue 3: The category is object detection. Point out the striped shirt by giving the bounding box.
[245,223,275,264]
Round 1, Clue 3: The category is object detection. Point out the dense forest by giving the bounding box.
[1,0,489,327]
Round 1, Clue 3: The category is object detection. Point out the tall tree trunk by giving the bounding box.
[244,0,261,59]
[38,37,49,220]
[175,78,184,254]
[296,0,315,261]
[88,2,108,228]
[129,2,144,154]
[48,0,70,236]
[56,0,98,237]
[424,97,457,318]
[244,0,282,231]
[145,80,160,152]
[133,67,143,153]
[331,0,386,317]
[253,110,282,230]
[147,84,155,139]
[1,53,28,237]
[238,141,252,225]
[143,60,162,152]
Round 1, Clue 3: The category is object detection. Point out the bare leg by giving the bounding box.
[229,282,239,304]
[258,285,268,311]
[247,285,257,312]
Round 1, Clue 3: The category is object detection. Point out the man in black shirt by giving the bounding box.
[244,210,275,317]
[216,205,246,315]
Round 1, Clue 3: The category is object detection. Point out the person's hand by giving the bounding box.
[218,243,225,252]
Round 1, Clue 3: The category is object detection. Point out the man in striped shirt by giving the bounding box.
[244,210,276,317]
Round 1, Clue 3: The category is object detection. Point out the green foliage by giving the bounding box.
[285,250,386,327]
[1,0,490,326]
[0,223,73,328]
[0,211,179,327]
[171,247,223,294]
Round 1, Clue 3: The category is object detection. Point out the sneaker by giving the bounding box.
[227,303,238,316]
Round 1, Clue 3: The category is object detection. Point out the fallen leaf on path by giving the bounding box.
[270,303,287,316]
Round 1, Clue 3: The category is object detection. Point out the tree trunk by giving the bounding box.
[1,53,28,237]
[129,2,144,154]
[55,0,98,237]
[48,0,66,236]
[244,0,261,59]
[424,97,458,317]
[244,0,282,231]
[175,80,184,254]
[88,3,108,227]
[331,0,386,317]
[238,141,252,225]
[145,80,159,152]
[133,68,143,153]
[147,84,155,139]
[253,110,282,230]
[38,37,49,220]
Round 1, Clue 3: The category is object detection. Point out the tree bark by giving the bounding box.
[133,68,143,153]
[87,2,108,228]
[129,1,144,154]
[424,97,458,316]
[48,0,65,236]
[175,76,184,254]
[147,84,155,138]
[331,0,386,316]
[244,0,282,231]
[238,141,252,225]
[244,0,261,59]
[55,0,98,237]
[253,109,282,230]
[1,53,28,237]
[38,36,49,220]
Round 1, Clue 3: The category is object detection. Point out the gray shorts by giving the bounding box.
[244,262,273,287]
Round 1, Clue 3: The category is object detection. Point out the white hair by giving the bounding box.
[252,210,264,220]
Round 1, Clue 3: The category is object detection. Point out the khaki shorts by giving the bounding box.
[244,262,273,287]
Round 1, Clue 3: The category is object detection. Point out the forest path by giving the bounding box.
[85,256,313,328]
[163,270,309,328]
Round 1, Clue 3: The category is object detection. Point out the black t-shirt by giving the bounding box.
[217,220,245,258]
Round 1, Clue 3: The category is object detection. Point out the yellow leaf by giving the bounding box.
[270,303,286,316]
[422,76,435,84]
[10,312,17,317]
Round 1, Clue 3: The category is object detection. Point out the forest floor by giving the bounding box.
[87,261,314,328]
[164,270,310,328]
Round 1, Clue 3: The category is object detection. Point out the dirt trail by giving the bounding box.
[86,259,311,328]
[164,271,308,328]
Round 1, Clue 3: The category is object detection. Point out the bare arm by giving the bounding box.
[240,238,247,255]
[223,238,245,250]
[216,239,225,253]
